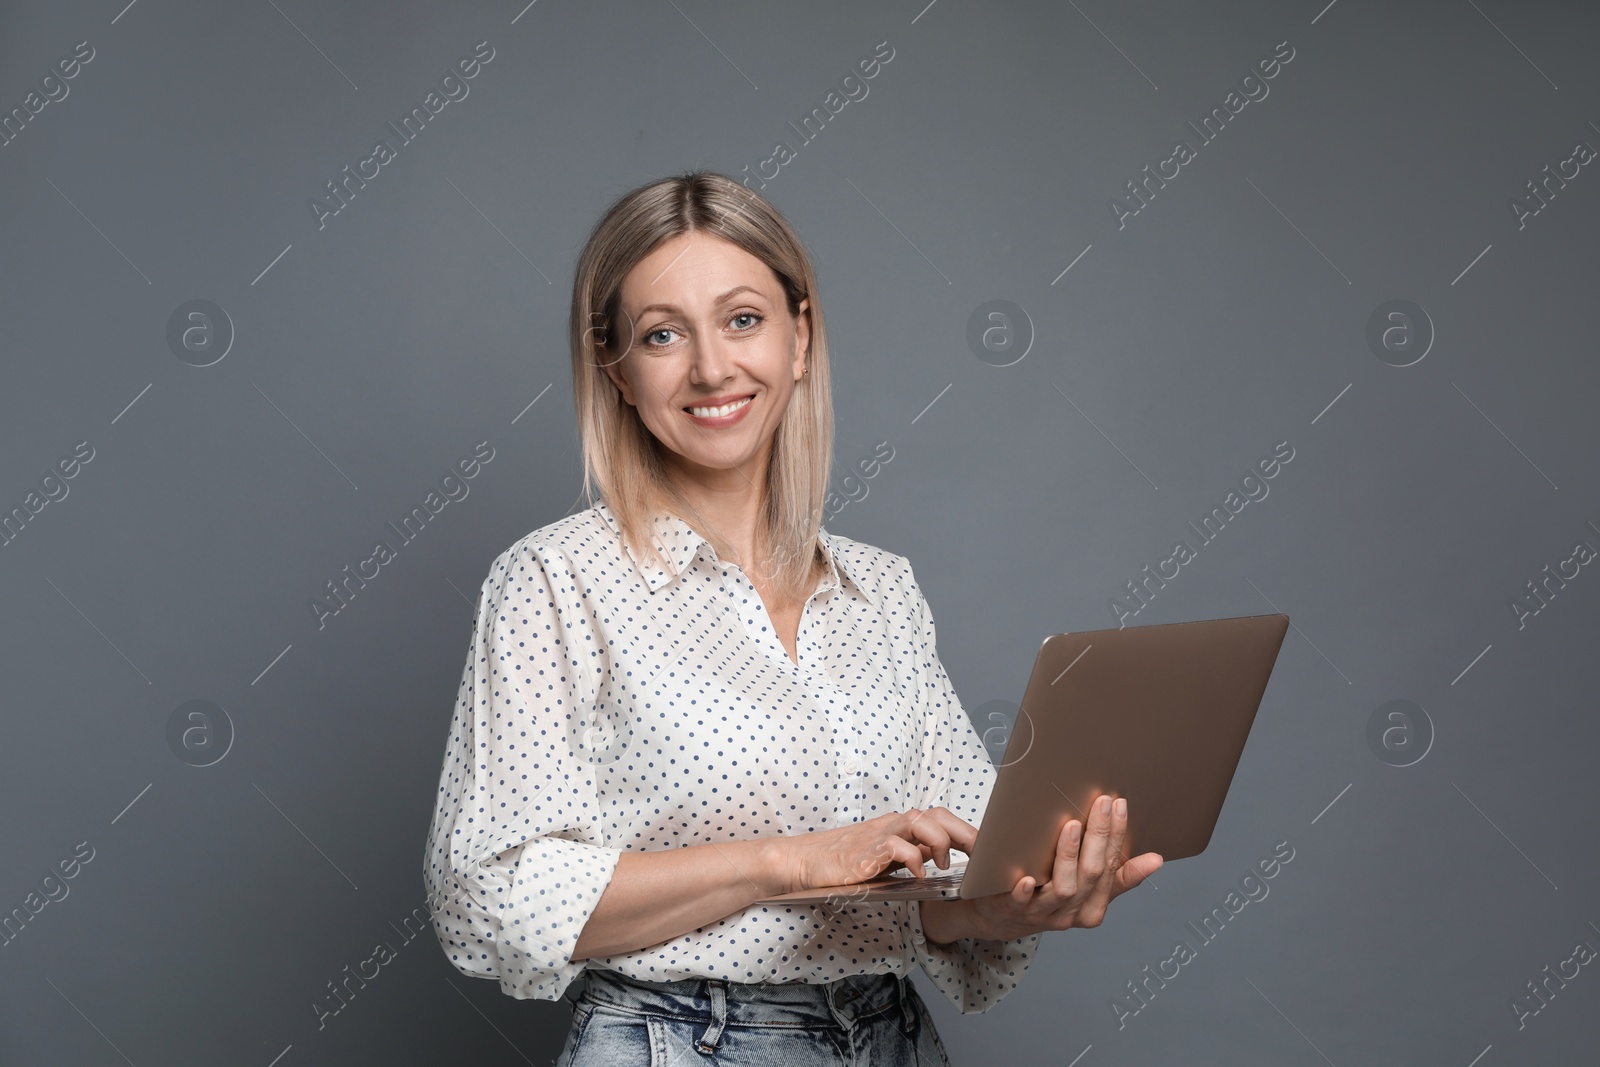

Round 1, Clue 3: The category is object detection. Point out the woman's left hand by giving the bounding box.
[952,793,1163,942]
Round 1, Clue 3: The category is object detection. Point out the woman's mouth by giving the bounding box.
[684,395,754,426]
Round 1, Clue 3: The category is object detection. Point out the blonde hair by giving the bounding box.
[568,172,833,602]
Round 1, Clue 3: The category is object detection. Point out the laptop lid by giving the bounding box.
[958,611,1290,898]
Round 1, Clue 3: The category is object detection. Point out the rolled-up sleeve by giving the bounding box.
[423,541,620,1001]
[900,568,1041,1013]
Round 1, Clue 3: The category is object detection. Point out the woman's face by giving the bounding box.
[600,232,810,486]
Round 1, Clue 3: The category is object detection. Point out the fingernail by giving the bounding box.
[1114,797,1126,817]
[1069,822,1082,842]
[1100,796,1111,815]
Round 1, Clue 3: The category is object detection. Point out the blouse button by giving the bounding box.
[841,754,859,775]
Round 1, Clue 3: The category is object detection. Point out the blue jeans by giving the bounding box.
[555,968,954,1067]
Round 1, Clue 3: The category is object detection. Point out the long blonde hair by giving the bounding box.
[568,172,833,602]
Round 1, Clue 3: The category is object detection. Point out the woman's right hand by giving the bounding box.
[781,807,978,894]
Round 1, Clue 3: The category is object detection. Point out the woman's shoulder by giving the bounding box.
[484,504,615,576]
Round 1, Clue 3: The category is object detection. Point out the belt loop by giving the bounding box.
[896,975,915,1035]
[696,979,728,1053]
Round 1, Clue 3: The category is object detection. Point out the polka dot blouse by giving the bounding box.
[423,500,1040,1013]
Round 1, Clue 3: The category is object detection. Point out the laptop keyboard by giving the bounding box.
[851,864,967,899]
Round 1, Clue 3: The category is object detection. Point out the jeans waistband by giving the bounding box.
[577,967,914,1041]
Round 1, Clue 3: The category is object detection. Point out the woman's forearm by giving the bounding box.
[571,837,789,961]
[918,897,990,945]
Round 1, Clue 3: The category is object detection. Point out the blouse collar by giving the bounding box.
[593,500,876,607]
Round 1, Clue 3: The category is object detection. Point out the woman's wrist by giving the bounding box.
[918,897,986,945]
[747,836,795,898]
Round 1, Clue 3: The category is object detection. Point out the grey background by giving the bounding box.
[2,0,1596,1064]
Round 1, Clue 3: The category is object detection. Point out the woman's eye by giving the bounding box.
[643,315,758,347]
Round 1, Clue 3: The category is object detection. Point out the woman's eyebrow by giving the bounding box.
[636,285,767,318]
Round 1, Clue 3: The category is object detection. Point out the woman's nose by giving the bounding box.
[687,332,735,383]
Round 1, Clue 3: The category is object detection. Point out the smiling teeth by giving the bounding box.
[689,397,752,418]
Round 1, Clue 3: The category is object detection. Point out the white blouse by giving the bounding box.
[423,500,1040,1013]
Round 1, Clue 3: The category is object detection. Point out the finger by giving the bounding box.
[910,832,945,870]
[1035,818,1082,908]
[1103,796,1131,876]
[918,806,979,856]
[857,833,915,880]
[1080,799,1133,919]
[878,811,921,843]
[1115,852,1164,895]
[1011,874,1036,906]
[1078,794,1114,883]
[877,835,927,876]
[1029,817,1080,910]
[881,809,922,837]
[903,814,957,870]
[899,809,945,870]
[888,811,923,868]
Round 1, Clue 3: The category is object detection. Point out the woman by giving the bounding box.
[423,171,1163,1065]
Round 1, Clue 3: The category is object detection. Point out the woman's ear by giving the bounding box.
[600,350,635,406]
[588,304,637,404]
[792,297,811,379]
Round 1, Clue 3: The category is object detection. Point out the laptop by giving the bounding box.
[755,612,1291,904]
